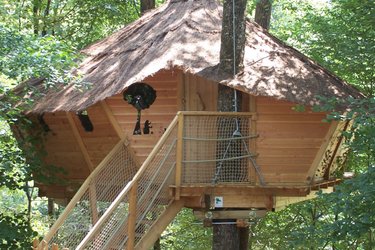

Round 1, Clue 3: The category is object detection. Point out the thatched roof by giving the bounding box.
[24,0,361,113]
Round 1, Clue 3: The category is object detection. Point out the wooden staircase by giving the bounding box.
[35,111,336,249]
[36,114,182,249]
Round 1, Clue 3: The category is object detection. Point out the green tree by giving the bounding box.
[0,0,139,49]
[0,1,141,248]
[247,0,375,249]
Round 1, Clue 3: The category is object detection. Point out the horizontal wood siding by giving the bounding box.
[106,69,179,163]
[256,96,330,184]
[40,103,120,199]
[42,112,90,180]
[182,73,218,112]
[72,103,120,167]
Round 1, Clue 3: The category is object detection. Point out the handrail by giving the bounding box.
[76,114,179,249]
[40,111,259,249]
[39,137,131,248]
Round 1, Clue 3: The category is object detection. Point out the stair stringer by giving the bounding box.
[75,115,179,249]
[38,136,140,249]
[135,200,185,250]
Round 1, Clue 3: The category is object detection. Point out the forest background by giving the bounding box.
[0,0,374,249]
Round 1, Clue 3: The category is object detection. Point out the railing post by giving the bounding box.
[127,182,138,250]
[175,112,184,200]
[249,113,257,183]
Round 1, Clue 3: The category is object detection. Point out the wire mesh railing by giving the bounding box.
[39,138,139,249]
[76,116,179,249]
[181,112,262,185]
[39,111,261,250]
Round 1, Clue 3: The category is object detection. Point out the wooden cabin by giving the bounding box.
[13,1,362,249]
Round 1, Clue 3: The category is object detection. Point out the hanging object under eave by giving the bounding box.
[123,82,157,135]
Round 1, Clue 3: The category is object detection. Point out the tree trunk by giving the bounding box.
[140,0,155,15]
[153,238,160,250]
[254,0,272,29]
[32,0,41,35]
[213,220,240,250]
[219,0,247,76]
[214,0,248,249]
[41,0,51,36]
[239,227,249,249]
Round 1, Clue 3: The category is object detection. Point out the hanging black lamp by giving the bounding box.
[123,82,156,135]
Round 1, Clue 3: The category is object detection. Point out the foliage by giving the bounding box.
[0,122,25,190]
[251,168,375,250]
[271,0,374,96]
[161,208,212,249]
[248,1,375,249]
[0,25,80,92]
[313,96,375,172]
[0,0,139,49]
[0,211,38,249]
[317,167,375,248]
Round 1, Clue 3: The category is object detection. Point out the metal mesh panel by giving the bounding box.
[82,125,178,249]
[48,140,138,249]
[45,112,258,250]
[182,114,255,184]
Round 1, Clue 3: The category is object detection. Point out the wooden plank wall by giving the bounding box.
[39,103,120,198]
[42,112,90,181]
[73,104,120,167]
[182,72,218,112]
[105,69,180,163]
[255,96,331,184]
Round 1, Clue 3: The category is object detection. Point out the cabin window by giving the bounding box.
[77,110,94,132]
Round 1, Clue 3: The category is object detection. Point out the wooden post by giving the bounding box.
[127,182,138,250]
[175,112,184,200]
[66,112,99,226]
[249,96,257,184]
[135,200,184,250]
[101,100,141,168]
[40,240,48,250]
[51,243,59,250]
[32,239,39,250]
[41,139,127,248]
[66,112,95,172]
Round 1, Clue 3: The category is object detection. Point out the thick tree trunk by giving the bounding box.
[239,227,249,249]
[32,0,41,35]
[213,221,240,250]
[140,0,155,15]
[214,0,248,249]
[42,0,52,36]
[254,0,272,29]
[219,0,247,75]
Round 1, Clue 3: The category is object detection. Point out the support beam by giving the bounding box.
[323,120,351,179]
[307,121,339,181]
[171,185,311,197]
[193,209,267,220]
[100,100,125,140]
[249,96,257,183]
[127,182,138,249]
[101,100,141,167]
[66,112,95,172]
[135,200,184,250]
[175,113,184,200]
[66,112,99,226]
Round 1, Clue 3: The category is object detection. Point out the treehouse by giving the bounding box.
[11,0,362,249]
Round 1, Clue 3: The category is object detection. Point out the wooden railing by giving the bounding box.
[75,115,179,249]
[37,111,259,249]
[36,137,139,249]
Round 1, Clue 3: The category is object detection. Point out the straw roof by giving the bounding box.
[24,0,361,113]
